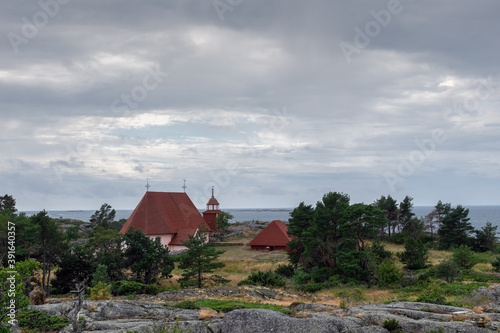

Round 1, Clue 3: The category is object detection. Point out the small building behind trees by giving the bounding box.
[248,220,292,251]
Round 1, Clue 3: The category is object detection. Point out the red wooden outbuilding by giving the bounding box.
[248,220,292,251]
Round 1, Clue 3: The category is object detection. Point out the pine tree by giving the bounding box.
[438,205,474,249]
[178,229,228,288]
[397,237,429,270]
[123,228,174,284]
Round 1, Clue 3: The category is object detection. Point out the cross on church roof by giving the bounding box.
[182,179,187,192]
[145,178,151,191]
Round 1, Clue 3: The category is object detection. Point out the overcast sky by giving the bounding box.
[2,0,499,211]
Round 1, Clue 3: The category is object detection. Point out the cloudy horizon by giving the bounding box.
[2,0,499,211]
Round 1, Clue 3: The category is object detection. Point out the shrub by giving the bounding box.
[492,256,500,272]
[111,280,160,296]
[275,264,295,277]
[174,300,200,310]
[382,318,401,332]
[296,282,327,293]
[183,299,290,314]
[17,309,70,331]
[452,245,479,270]
[416,282,447,305]
[335,288,365,307]
[292,270,311,285]
[238,270,286,288]
[29,285,46,305]
[376,259,402,287]
[389,233,406,244]
[435,259,460,283]
[90,281,112,300]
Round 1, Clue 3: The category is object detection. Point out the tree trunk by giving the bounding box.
[42,251,47,293]
[69,280,86,333]
[46,260,52,296]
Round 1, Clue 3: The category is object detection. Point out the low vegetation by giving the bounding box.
[16,309,70,332]
[173,299,291,314]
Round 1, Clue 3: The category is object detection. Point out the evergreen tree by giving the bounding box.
[86,227,125,281]
[373,195,398,238]
[287,202,314,267]
[31,210,65,295]
[438,205,474,249]
[397,237,429,270]
[90,203,116,229]
[178,229,228,288]
[287,192,387,283]
[398,196,415,233]
[92,264,110,287]
[215,211,234,232]
[123,228,174,284]
[0,194,16,212]
[474,222,498,253]
[51,244,94,294]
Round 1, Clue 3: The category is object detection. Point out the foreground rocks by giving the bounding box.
[23,298,500,333]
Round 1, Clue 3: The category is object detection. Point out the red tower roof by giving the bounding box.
[248,220,292,247]
[207,196,219,206]
[120,192,208,242]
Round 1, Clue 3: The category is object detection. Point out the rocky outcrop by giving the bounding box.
[24,299,500,333]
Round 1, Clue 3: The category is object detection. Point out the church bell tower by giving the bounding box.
[202,187,220,231]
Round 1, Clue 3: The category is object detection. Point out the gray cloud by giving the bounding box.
[1,0,499,211]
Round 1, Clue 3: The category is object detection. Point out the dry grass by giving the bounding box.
[215,245,288,284]
[199,308,218,320]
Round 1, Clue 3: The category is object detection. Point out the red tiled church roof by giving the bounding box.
[248,220,292,247]
[119,192,208,244]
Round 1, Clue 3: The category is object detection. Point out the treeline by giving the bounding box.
[281,192,498,291]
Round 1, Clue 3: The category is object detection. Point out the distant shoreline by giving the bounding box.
[20,205,500,229]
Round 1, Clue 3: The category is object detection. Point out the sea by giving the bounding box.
[22,206,500,230]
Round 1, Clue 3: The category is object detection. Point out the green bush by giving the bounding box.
[335,288,366,307]
[238,270,286,288]
[382,318,401,332]
[296,282,327,293]
[435,259,460,283]
[440,282,487,296]
[492,256,500,272]
[416,282,447,305]
[90,281,112,300]
[111,280,160,296]
[452,245,479,270]
[174,300,200,310]
[460,270,500,283]
[376,259,402,287]
[17,309,70,331]
[275,264,295,277]
[389,233,406,244]
[292,270,311,285]
[183,299,290,314]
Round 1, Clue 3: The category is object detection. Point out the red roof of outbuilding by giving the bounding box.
[248,220,292,247]
[119,192,208,244]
